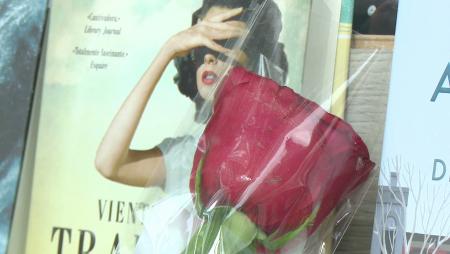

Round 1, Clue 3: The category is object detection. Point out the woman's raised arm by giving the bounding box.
[94,7,245,187]
[94,45,174,187]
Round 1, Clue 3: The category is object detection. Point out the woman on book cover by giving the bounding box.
[95,0,288,252]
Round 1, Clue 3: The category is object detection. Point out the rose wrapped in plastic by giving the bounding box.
[186,67,374,253]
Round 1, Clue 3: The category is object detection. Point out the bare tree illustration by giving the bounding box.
[371,157,450,254]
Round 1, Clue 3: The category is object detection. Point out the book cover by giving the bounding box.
[0,0,48,253]
[370,0,450,253]
[331,0,354,118]
[301,0,343,111]
[278,0,312,93]
[20,0,313,253]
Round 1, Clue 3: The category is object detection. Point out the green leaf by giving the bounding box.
[236,241,257,254]
[256,229,268,241]
[220,210,258,254]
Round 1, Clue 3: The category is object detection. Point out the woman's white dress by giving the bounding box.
[135,133,202,254]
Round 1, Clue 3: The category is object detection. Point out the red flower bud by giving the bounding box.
[190,67,374,246]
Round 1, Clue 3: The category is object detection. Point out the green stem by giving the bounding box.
[194,152,207,215]
[184,206,231,254]
[261,207,318,251]
[183,208,258,254]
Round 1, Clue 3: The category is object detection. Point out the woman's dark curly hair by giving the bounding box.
[173,0,288,122]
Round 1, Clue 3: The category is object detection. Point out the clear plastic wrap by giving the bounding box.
[94,0,389,253]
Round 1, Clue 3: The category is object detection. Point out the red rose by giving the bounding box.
[188,67,374,251]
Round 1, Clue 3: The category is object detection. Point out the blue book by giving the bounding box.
[0,0,48,253]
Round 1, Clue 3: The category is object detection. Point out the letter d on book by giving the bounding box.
[432,159,447,181]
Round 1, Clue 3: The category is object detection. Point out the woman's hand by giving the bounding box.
[165,7,247,58]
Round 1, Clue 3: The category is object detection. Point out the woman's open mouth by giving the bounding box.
[202,71,218,85]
